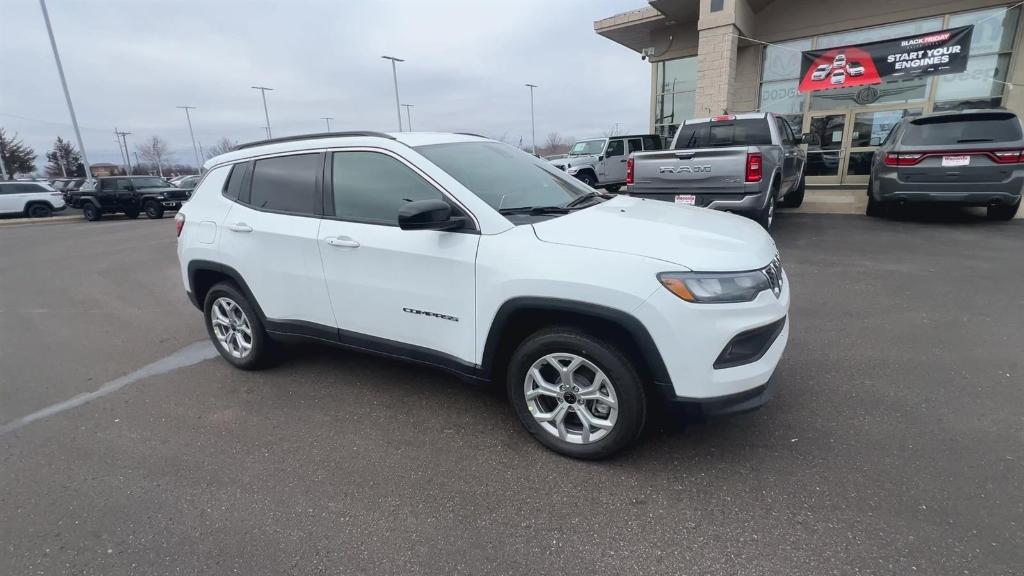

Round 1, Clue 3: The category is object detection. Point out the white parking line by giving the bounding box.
[0,341,218,436]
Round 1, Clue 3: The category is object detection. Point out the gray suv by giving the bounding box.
[868,109,1023,220]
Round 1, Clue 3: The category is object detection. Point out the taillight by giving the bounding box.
[713,115,736,122]
[174,212,185,237]
[883,152,924,166]
[626,156,634,185]
[992,150,1024,163]
[745,152,762,183]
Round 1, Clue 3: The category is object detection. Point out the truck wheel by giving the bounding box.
[756,189,777,230]
[987,201,1020,221]
[507,327,647,460]
[204,281,273,370]
[82,203,102,221]
[577,172,597,188]
[144,200,164,219]
[780,175,805,207]
[27,203,52,218]
[865,181,887,218]
[604,184,622,193]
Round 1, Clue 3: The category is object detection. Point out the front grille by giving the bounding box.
[764,257,783,298]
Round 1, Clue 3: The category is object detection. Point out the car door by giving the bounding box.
[216,152,336,330]
[317,148,479,365]
[0,184,21,213]
[775,117,800,190]
[603,139,627,183]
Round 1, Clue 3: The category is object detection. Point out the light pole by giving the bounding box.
[401,104,414,132]
[381,56,404,131]
[251,86,274,139]
[321,117,333,132]
[177,106,201,170]
[525,83,538,155]
[38,0,91,177]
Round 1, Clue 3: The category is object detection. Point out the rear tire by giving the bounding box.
[144,200,164,219]
[82,203,102,221]
[507,327,647,460]
[865,180,887,218]
[987,201,1020,221]
[756,187,777,230]
[203,281,273,370]
[27,204,52,218]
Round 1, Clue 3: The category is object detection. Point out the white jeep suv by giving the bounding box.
[176,132,789,459]
[0,181,66,218]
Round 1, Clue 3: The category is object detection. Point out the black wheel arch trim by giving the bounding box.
[479,297,672,386]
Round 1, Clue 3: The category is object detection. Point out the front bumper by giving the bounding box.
[160,200,184,209]
[656,376,777,417]
[634,270,790,401]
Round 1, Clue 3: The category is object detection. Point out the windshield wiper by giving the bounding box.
[565,191,609,208]
[956,138,993,143]
[498,205,571,215]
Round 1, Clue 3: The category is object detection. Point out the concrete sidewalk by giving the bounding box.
[0,214,82,227]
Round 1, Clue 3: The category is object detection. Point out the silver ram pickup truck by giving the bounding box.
[627,112,815,229]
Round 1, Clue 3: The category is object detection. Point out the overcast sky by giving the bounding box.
[1,0,649,170]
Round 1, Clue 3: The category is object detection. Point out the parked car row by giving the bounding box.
[550,109,1021,226]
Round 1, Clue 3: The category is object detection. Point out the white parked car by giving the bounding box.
[0,181,66,217]
[833,53,847,68]
[831,69,847,85]
[811,64,832,81]
[175,132,790,459]
[847,61,865,76]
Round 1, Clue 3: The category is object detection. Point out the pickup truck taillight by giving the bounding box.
[174,213,185,238]
[745,153,762,183]
[626,156,634,185]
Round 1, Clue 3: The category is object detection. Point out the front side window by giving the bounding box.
[331,151,443,224]
[605,140,624,157]
[416,141,589,212]
[249,153,321,214]
[569,140,605,155]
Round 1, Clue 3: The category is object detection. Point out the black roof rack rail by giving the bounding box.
[455,132,488,138]
[236,131,395,150]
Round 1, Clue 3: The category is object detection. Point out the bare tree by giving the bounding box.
[136,136,171,177]
[205,137,238,159]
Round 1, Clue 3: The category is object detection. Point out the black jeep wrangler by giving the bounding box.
[69,176,192,221]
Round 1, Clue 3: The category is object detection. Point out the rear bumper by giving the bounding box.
[628,190,768,215]
[874,172,1024,206]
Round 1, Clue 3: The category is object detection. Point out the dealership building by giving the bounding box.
[595,0,1024,194]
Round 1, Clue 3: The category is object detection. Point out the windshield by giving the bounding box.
[415,141,591,212]
[132,177,171,188]
[568,140,605,155]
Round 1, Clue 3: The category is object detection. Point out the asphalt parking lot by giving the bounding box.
[1,211,1022,575]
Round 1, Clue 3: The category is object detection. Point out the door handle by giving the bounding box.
[620,159,627,163]
[224,222,252,233]
[326,236,360,248]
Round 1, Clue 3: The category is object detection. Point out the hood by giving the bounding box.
[550,155,599,170]
[531,196,777,271]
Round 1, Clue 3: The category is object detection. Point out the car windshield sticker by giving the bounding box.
[798,26,973,93]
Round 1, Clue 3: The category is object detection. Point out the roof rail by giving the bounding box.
[236,131,395,150]
[455,132,488,138]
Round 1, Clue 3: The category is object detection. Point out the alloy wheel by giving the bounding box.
[523,353,618,445]
[210,297,254,359]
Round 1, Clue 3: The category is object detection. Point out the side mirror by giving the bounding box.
[800,133,821,146]
[597,155,604,161]
[398,199,464,231]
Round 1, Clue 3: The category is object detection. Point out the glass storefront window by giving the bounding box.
[935,54,1010,103]
[811,76,929,110]
[816,18,943,50]
[849,109,920,147]
[655,56,697,137]
[761,39,811,82]
[950,7,1019,55]
[760,80,803,115]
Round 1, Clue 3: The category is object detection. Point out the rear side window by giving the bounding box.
[627,138,643,154]
[249,153,321,215]
[222,162,251,201]
[330,151,443,224]
[674,119,773,149]
[642,135,662,151]
[901,113,1022,146]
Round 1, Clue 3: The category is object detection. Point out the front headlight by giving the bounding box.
[658,270,773,303]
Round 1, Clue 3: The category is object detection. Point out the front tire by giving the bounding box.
[203,281,273,370]
[82,203,102,221]
[507,327,647,460]
[987,201,1020,221]
[144,200,164,219]
[604,184,622,193]
[577,172,598,188]
[27,204,52,218]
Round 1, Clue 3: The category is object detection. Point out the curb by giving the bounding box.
[0,214,83,227]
